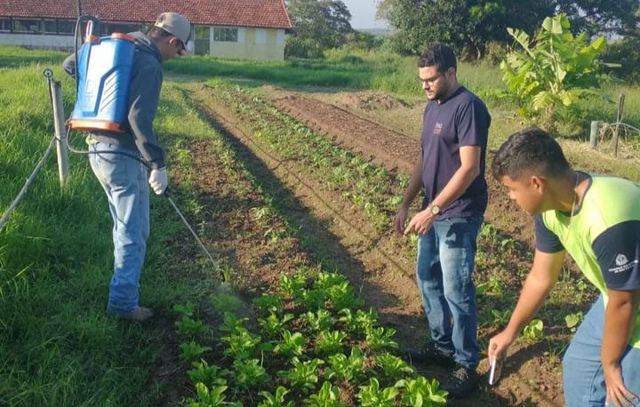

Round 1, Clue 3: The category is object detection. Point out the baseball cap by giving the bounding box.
[154,12,191,44]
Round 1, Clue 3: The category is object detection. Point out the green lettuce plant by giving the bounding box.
[305,382,344,407]
[395,377,448,407]
[356,378,398,407]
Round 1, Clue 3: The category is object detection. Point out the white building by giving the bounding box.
[0,0,293,61]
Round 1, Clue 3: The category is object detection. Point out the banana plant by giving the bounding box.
[500,14,606,130]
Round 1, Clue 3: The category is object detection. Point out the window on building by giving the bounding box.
[43,20,58,34]
[13,19,42,33]
[0,19,11,32]
[213,27,238,42]
[195,26,209,40]
[58,20,75,35]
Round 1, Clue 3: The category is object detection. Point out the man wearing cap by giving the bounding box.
[63,12,191,321]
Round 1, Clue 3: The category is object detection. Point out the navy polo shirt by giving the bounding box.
[420,86,490,218]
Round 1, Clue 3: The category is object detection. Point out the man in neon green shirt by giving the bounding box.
[488,127,640,407]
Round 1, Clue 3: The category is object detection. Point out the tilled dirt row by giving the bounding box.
[275,95,418,174]
[184,84,564,406]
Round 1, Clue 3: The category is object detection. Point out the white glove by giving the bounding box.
[148,167,168,195]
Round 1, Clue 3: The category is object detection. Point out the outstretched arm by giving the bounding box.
[488,249,565,362]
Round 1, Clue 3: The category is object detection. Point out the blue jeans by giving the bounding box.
[88,142,150,314]
[563,295,640,406]
[416,216,483,369]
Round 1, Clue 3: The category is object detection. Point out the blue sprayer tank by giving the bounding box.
[68,31,136,133]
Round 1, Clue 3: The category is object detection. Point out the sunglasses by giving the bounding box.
[174,38,186,55]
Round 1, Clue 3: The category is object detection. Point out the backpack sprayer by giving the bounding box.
[63,14,143,163]
[62,4,228,287]
[68,17,136,133]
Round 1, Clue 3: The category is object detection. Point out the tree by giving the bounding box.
[377,0,555,57]
[285,0,353,58]
[377,0,638,58]
[555,0,640,36]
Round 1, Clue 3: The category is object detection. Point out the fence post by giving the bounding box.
[614,93,625,158]
[589,121,600,149]
[50,79,69,187]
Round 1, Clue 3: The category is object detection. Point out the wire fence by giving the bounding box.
[596,121,640,161]
[0,135,56,233]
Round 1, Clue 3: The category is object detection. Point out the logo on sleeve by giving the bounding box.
[616,254,628,266]
[609,253,637,274]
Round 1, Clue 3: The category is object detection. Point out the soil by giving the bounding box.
[165,84,566,406]
[340,92,409,111]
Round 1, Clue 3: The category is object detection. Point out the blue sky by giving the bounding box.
[341,0,388,29]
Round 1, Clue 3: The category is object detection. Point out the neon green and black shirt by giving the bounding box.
[534,173,640,348]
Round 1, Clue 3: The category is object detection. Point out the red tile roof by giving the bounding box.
[0,0,293,29]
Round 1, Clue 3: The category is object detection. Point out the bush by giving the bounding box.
[343,31,385,51]
[483,41,508,66]
[285,37,324,59]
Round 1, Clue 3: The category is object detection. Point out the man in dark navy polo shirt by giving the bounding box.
[394,42,490,398]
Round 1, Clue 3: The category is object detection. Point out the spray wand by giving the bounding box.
[163,189,227,285]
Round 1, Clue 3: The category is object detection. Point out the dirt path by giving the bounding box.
[175,83,566,406]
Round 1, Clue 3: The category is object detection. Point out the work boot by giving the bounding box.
[406,342,455,367]
[116,306,154,321]
[442,364,479,398]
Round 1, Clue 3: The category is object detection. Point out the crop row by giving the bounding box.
[175,269,448,406]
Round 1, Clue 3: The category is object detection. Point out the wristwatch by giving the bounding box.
[429,204,441,216]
